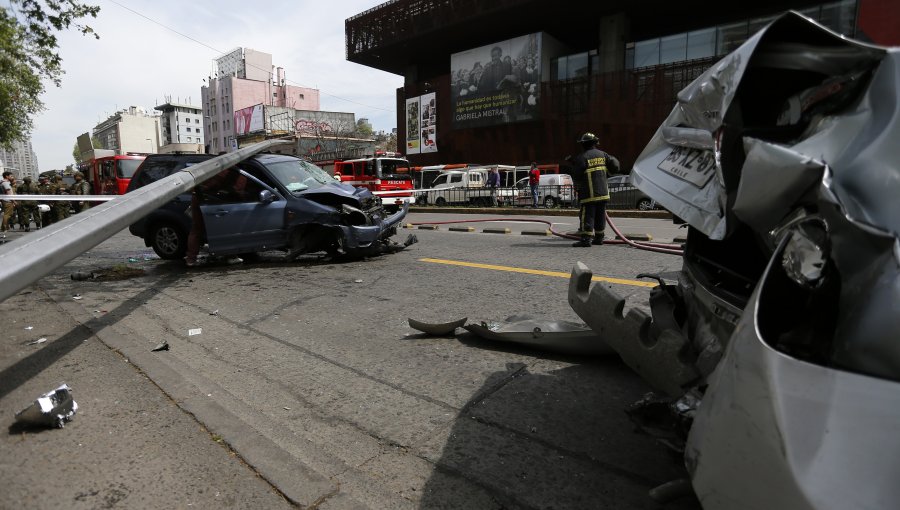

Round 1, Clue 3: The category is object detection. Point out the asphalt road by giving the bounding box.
[5,212,696,509]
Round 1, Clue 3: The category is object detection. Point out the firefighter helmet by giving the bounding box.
[578,132,599,144]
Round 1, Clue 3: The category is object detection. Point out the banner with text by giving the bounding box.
[420,92,437,153]
[405,96,421,154]
[451,33,542,129]
[234,104,264,136]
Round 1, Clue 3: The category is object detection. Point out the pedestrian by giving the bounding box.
[486,167,500,207]
[528,162,540,208]
[69,172,91,213]
[37,175,56,227]
[1,171,16,234]
[16,176,40,231]
[569,132,619,247]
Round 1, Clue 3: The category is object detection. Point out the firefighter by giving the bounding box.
[569,132,619,247]
[70,171,91,213]
[16,176,40,231]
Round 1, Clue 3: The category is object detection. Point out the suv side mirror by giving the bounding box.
[259,189,275,203]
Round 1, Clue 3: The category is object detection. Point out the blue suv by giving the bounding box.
[126,153,408,260]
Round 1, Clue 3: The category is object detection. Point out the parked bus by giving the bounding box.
[78,153,146,195]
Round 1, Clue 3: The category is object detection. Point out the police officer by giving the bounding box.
[16,176,40,231]
[70,171,91,213]
[569,132,619,247]
[37,175,56,226]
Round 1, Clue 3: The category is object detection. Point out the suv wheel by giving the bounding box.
[543,196,557,208]
[150,222,187,260]
[434,197,447,206]
[637,198,654,211]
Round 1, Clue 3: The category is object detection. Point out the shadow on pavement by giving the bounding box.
[417,359,701,509]
[0,274,179,403]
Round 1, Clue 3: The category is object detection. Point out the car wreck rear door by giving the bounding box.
[200,169,286,254]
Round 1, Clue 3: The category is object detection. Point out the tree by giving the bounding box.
[0,0,100,148]
[356,118,373,138]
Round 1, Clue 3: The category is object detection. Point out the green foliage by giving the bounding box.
[356,118,373,138]
[0,0,100,148]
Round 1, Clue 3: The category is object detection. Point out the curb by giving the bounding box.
[449,226,475,232]
[409,206,672,219]
[483,227,511,234]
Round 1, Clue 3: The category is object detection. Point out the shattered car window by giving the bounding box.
[264,159,334,193]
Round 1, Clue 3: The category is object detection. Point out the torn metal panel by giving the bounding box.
[15,384,78,429]
[686,237,900,510]
[408,317,467,336]
[567,263,698,395]
[631,12,886,240]
[462,318,612,356]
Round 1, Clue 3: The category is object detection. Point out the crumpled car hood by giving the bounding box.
[296,182,375,205]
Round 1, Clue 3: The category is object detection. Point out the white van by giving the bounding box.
[426,169,515,206]
[514,174,575,208]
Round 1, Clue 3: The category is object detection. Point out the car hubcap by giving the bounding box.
[155,227,179,254]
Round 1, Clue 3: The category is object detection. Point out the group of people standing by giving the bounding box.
[1,171,92,234]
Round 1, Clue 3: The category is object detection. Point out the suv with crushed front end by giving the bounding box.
[126,153,408,260]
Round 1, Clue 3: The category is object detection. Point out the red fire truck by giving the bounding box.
[78,152,146,195]
[333,151,414,211]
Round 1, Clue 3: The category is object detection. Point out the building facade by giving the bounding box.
[155,102,205,151]
[201,48,321,154]
[93,106,161,155]
[0,138,40,180]
[346,0,900,170]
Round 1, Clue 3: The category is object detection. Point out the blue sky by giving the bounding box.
[24,0,402,170]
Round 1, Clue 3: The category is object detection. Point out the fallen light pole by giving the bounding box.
[0,139,291,303]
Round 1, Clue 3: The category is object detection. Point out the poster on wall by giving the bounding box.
[234,104,264,136]
[419,92,437,153]
[405,96,421,154]
[450,32,542,129]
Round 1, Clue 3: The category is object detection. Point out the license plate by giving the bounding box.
[657,147,716,188]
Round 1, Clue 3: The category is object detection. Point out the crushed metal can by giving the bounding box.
[15,384,79,429]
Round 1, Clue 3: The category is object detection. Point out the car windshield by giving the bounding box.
[117,159,143,178]
[264,159,334,193]
[379,159,411,178]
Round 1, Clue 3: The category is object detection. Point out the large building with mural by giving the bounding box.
[346,0,900,170]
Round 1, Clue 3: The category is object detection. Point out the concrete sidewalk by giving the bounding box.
[0,285,292,509]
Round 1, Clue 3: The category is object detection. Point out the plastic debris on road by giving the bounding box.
[14,384,79,429]
[188,328,202,336]
[408,317,467,336]
[151,342,169,352]
[27,338,47,345]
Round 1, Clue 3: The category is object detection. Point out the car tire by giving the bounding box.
[544,196,557,208]
[149,221,187,260]
[637,198,654,211]
[415,195,427,206]
[435,197,447,206]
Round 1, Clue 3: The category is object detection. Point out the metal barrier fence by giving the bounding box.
[412,185,657,210]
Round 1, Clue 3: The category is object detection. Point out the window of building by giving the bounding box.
[299,93,305,100]
[717,21,749,55]
[625,1,858,70]
[187,136,192,142]
[660,33,687,65]
[633,39,660,68]
[686,28,716,60]
[195,118,200,124]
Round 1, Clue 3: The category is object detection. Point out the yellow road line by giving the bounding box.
[419,258,656,288]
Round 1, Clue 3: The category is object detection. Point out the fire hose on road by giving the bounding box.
[407,213,684,256]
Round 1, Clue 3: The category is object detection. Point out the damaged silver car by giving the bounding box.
[569,11,900,509]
